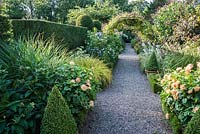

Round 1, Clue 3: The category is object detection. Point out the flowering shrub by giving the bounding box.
[86,31,124,68]
[160,62,200,126]
[152,2,193,44]
[0,38,99,133]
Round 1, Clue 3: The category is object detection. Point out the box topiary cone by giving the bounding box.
[145,51,159,73]
[41,87,78,134]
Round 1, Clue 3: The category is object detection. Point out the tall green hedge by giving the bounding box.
[12,19,87,50]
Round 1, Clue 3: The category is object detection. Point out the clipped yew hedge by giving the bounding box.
[12,19,87,49]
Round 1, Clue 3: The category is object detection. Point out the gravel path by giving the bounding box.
[80,44,172,134]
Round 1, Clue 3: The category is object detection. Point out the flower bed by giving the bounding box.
[160,62,200,133]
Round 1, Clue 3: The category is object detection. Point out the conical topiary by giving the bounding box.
[41,87,77,134]
[145,51,159,71]
[184,109,200,134]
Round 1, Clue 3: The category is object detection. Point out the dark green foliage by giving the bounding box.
[93,20,102,31]
[5,0,27,19]
[0,38,98,133]
[67,2,119,24]
[0,12,13,42]
[76,15,93,30]
[184,109,200,134]
[147,73,162,93]
[145,51,159,71]
[131,38,143,54]
[12,19,87,49]
[160,91,182,134]
[111,0,128,9]
[41,87,77,134]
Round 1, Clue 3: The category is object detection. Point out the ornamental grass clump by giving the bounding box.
[160,62,200,126]
[41,87,78,134]
[73,57,112,88]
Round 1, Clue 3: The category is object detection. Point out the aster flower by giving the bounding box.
[194,86,200,92]
[69,61,75,65]
[171,81,180,89]
[76,77,81,83]
[171,90,179,100]
[185,64,193,74]
[176,67,182,72]
[89,100,94,107]
[81,84,88,91]
[193,107,199,113]
[165,89,171,94]
[180,85,186,91]
[165,113,170,120]
[197,62,200,68]
[70,79,76,83]
[187,89,193,94]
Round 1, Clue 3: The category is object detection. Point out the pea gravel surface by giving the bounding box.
[80,44,172,134]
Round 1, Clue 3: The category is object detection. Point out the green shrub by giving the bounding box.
[12,19,87,50]
[131,38,143,54]
[0,38,98,133]
[93,20,102,31]
[139,46,162,72]
[152,2,193,44]
[86,31,124,68]
[147,73,162,93]
[184,109,200,134]
[145,51,159,71]
[5,0,27,19]
[160,64,200,126]
[0,13,13,42]
[76,15,93,30]
[160,91,182,134]
[41,87,77,134]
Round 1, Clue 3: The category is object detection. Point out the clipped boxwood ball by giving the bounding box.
[93,20,102,31]
[76,15,93,30]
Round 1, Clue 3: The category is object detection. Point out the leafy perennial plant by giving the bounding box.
[86,31,124,68]
[160,62,200,126]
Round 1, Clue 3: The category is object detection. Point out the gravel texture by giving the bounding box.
[80,44,172,134]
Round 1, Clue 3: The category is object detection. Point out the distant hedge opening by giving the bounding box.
[12,19,88,50]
